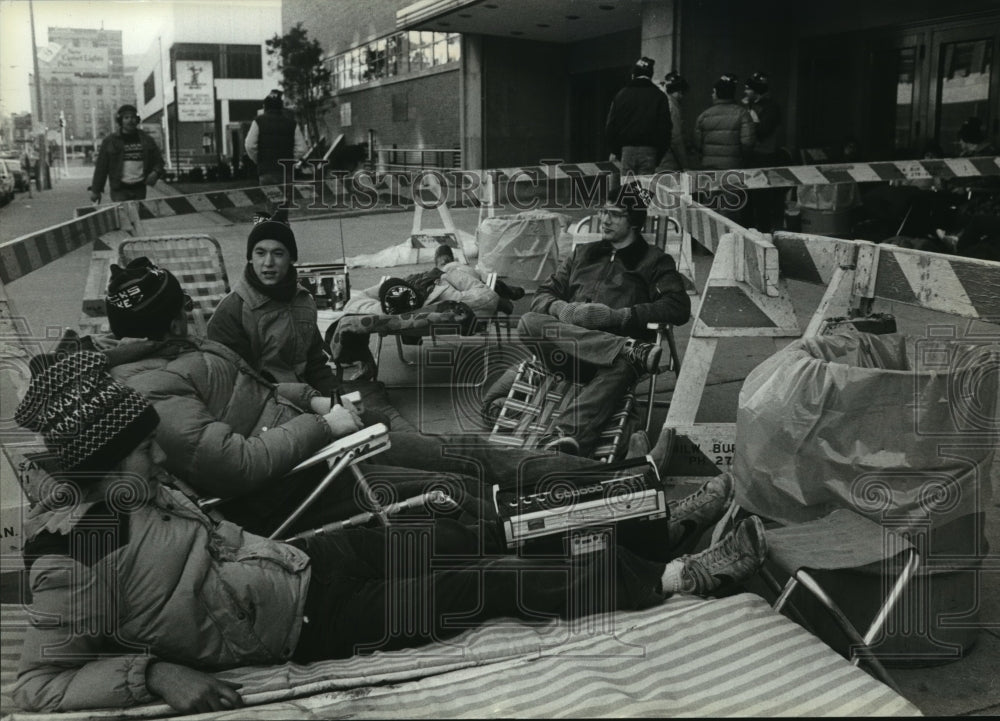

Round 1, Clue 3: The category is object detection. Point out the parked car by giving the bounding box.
[0,158,16,205]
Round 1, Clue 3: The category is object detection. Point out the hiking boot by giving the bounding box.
[620,339,662,375]
[667,472,735,553]
[678,516,767,596]
[627,430,651,459]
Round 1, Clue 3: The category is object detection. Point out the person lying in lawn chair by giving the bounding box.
[343,243,524,317]
[13,351,768,714]
[328,245,525,377]
[481,181,691,456]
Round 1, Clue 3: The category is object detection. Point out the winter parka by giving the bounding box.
[14,485,310,711]
[207,273,338,395]
[101,336,334,500]
[694,99,755,170]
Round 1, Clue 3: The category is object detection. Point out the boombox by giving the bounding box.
[492,456,667,555]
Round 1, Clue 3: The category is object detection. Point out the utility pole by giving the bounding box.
[60,111,68,178]
[159,35,173,170]
[29,0,51,190]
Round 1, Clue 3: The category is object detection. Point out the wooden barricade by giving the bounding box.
[656,211,1000,475]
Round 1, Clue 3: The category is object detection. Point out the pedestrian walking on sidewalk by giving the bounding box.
[89,104,165,203]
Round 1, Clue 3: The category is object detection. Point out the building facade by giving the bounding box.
[133,1,282,170]
[29,27,138,153]
[285,0,999,171]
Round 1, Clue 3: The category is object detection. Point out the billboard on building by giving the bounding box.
[39,42,111,76]
[176,60,215,122]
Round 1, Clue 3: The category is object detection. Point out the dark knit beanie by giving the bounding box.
[247,208,298,260]
[632,56,655,79]
[15,351,160,474]
[612,181,652,229]
[263,89,284,111]
[379,277,422,315]
[106,257,185,339]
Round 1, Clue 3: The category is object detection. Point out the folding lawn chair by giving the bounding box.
[124,420,455,542]
[372,272,512,379]
[756,509,920,692]
[488,322,681,463]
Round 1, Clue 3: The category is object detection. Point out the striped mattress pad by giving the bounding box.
[0,593,920,719]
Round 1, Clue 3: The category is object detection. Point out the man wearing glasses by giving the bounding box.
[483,182,691,457]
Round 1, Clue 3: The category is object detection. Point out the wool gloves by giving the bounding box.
[548,300,632,332]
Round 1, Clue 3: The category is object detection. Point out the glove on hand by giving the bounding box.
[547,299,569,319]
[567,303,632,331]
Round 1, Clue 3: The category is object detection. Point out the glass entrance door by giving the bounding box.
[931,24,999,154]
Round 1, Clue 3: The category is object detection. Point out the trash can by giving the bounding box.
[734,332,999,665]
[794,182,858,237]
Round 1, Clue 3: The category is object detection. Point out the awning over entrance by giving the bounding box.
[396,0,643,43]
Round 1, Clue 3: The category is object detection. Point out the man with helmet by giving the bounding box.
[694,73,755,170]
[89,104,165,203]
[743,72,781,167]
[605,57,673,175]
[656,71,691,172]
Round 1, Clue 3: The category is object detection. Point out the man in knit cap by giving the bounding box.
[12,350,767,714]
[207,209,340,396]
[481,181,691,457]
[244,89,307,187]
[100,255,362,533]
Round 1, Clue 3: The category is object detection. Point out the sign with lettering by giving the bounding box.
[40,43,110,75]
[176,60,215,122]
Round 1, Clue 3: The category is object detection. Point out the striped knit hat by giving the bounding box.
[15,351,159,474]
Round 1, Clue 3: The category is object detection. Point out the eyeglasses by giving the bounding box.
[599,208,628,220]
[182,294,194,312]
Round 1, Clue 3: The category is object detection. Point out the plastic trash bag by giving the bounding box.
[476,210,564,282]
[734,332,999,533]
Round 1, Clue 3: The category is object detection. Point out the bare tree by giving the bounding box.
[265,23,333,144]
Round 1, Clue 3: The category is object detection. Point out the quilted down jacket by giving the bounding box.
[102,336,334,499]
[14,487,310,711]
[694,99,755,170]
[207,271,338,394]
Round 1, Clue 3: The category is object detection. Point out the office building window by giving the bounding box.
[223,45,262,79]
[327,31,459,91]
